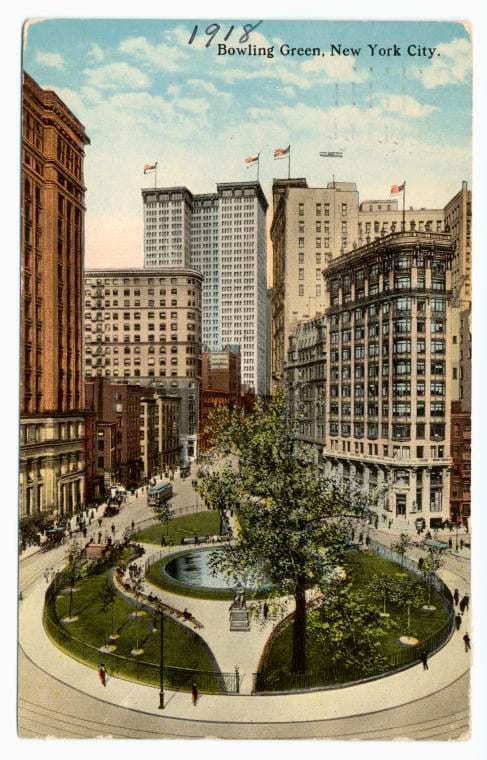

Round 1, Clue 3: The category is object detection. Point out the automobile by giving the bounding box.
[179,464,190,478]
[103,504,120,517]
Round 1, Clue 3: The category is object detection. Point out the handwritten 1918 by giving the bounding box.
[188,21,263,48]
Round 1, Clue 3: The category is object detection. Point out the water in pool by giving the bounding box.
[164,548,269,590]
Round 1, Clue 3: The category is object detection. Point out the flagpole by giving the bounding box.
[257,154,260,182]
[288,146,291,179]
[154,162,158,190]
[402,181,406,232]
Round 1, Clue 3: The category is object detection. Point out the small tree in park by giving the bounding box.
[391,532,411,572]
[98,580,117,649]
[132,574,145,654]
[309,583,390,677]
[419,547,444,609]
[367,573,395,617]
[64,541,82,621]
[197,391,378,673]
[152,499,172,540]
[390,576,426,639]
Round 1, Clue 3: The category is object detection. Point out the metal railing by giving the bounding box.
[253,539,455,694]
[43,571,239,694]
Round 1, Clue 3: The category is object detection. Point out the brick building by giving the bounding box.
[20,73,90,525]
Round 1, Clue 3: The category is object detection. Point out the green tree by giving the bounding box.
[391,532,411,571]
[309,584,390,676]
[64,541,82,620]
[367,573,395,616]
[98,580,117,648]
[419,547,444,607]
[197,391,377,673]
[152,499,172,539]
[390,576,426,636]
[132,574,145,653]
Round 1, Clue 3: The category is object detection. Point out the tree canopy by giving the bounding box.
[198,391,380,671]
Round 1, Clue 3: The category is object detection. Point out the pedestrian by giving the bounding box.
[365,535,371,548]
[460,539,464,550]
[161,535,166,547]
[131,520,135,531]
[448,537,452,549]
[358,533,363,545]
[459,598,466,615]
[420,650,428,670]
[453,589,460,606]
[463,633,471,652]
[98,531,102,544]
[418,557,424,571]
[111,523,115,535]
[82,527,87,538]
[44,569,49,584]
[463,593,470,611]
[98,663,107,687]
[98,518,102,528]
[351,529,355,542]
[455,613,462,631]
[191,682,198,706]
[263,602,269,620]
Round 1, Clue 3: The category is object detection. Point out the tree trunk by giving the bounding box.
[291,576,307,673]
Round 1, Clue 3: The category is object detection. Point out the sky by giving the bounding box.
[23,19,472,271]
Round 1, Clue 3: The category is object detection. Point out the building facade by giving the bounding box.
[142,181,268,394]
[84,267,202,460]
[20,72,90,525]
[322,231,454,529]
[284,315,327,468]
[271,177,447,388]
[201,345,241,402]
[85,378,144,492]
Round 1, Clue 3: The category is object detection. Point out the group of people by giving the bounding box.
[452,589,471,653]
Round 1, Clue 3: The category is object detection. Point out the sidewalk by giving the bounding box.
[19,554,471,724]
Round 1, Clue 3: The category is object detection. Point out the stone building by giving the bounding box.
[20,73,90,525]
[84,267,202,460]
[270,177,447,388]
[322,231,454,529]
[284,315,327,468]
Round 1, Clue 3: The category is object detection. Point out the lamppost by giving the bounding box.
[158,605,165,709]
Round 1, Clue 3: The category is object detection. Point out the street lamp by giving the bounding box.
[158,605,165,709]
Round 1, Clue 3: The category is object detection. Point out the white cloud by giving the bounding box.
[410,37,472,89]
[177,98,210,115]
[35,51,64,69]
[374,94,439,119]
[83,62,151,91]
[88,43,105,64]
[119,35,188,72]
[301,54,369,84]
[167,84,181,96]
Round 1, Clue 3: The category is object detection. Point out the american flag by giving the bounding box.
[144,163,157,174]
[274,145,290,159]
[390,183,405,195]
[244,155,259,166]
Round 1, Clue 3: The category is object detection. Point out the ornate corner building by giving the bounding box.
[20,73,90,527]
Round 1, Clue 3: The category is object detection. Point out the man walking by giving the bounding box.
[263,602,269,620]
[455,613,462,631]
[463,633,471,652]
[420,650,428,670]
[459,597,466,616]
[453,589,460,606]
[462,593,470,612]
[191,682,198,706]
[98,663,107,687]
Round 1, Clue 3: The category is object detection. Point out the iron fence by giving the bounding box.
[253,539,455,694]
[43,571,239,694]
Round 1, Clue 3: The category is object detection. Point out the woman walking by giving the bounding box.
[191,682,199,706]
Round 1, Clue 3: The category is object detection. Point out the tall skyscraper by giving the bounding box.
[20,72,90,524]
[141,181,268,395]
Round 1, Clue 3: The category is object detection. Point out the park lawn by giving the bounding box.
[134,511,221,546]
[262,549,450,686]
[51,564,219,689]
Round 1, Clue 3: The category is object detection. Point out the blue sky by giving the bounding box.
[23,19,472,269]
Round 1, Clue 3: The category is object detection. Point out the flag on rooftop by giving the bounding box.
[390,183,405,195]
[274,146,290,159]
[244,155,259,166]
[319,151,343,158]
[144,163,157,174]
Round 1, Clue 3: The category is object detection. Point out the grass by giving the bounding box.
[133,511,221,545]
[260,549,450,690]
[46,562,222,692]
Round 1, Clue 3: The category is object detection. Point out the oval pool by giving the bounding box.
[164,547,270,591]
